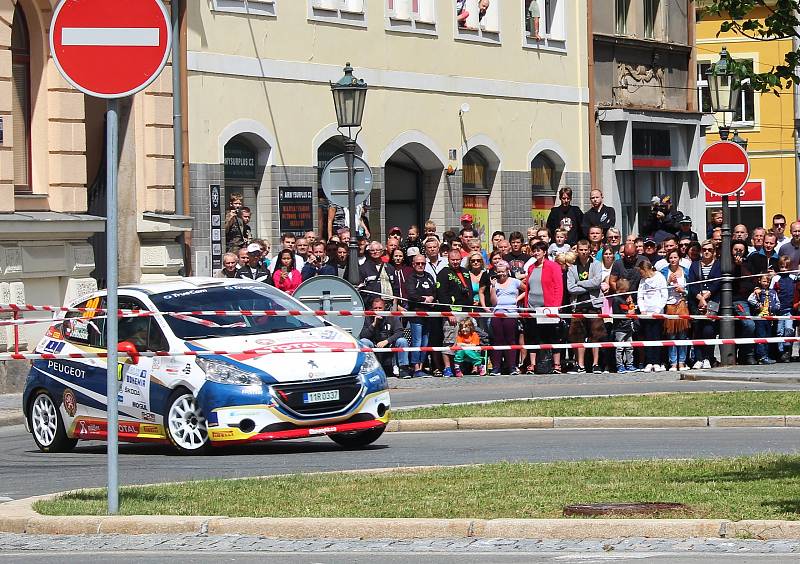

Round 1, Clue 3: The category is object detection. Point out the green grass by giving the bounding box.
[35,455,800,521]
[393,391,800,420]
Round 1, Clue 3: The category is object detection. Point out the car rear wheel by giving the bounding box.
[328,426,385,448]
[29,391,77,453]
[165,390,209,454]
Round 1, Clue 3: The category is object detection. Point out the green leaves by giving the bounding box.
[704,0,800,92]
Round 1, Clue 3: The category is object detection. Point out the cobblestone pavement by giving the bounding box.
[1,534,799,554]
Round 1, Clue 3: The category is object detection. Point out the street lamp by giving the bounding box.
[330,62,368,286]
[705,47,744,367]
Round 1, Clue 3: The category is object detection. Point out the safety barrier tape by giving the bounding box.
[8,336,800,362]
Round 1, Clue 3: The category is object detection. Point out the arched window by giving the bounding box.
[531,153,557,192]
[11,5,31,192]
[462,149,487,194]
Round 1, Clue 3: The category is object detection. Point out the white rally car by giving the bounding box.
[22,278,391,454]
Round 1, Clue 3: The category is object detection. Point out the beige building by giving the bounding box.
[0,0,186,349]
[186,0,591,272]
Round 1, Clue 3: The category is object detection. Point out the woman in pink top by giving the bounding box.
[272,249,302,295]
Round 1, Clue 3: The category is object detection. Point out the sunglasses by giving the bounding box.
[470,259,482,263]
[702,248,714,252]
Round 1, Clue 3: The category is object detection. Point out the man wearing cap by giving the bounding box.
[460,213,474,231]
[678,216,698,242]
[236,243,270,282]
[642,239,660,266]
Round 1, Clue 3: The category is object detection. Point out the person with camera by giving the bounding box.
[642,195,684,239]
[224,193,252,252]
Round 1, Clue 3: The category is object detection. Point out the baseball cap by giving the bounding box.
[650,196,661,205]
[643,239,656,247]
[680,216,693,224]
[389,226,402,234]
[406,246,420,257]
[660,195,672,205]
[246,243,262,254]
[460,213,473,223]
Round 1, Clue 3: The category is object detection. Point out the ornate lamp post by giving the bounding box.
[330,63,368,286]
[705,47,743,366]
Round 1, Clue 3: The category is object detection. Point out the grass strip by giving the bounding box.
[393,391,800,420]
[35,455,800,521]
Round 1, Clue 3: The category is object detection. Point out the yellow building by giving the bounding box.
[696,3,797,229]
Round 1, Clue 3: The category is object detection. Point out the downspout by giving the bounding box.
[180,0,192,274]
[587,0,597,192]
[171,0,189,274]
[687,1,697,112]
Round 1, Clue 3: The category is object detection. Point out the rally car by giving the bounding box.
[22,278,391,454]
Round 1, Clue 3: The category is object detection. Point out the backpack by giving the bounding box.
[534,349,554,374]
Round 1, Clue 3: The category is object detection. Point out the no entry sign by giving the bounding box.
[50,0,172,99]
[698,141,750,197]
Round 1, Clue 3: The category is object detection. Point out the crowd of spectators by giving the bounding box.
[218,186,800,379]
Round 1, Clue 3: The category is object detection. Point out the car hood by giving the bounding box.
[186,326,362,382]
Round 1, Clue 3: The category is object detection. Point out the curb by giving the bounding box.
[681,372,800,384]
[386,415,800,433]
[0,412,24,427]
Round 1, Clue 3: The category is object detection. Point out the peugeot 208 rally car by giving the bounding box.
[23,278,391,454]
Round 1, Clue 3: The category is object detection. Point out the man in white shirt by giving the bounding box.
[423,237,447,279]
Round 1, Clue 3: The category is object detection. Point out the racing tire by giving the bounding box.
[328,426,386,448]
[29,390,78,453]
[164,389,210,455]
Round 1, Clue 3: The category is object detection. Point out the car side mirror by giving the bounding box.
[118,341,140,365]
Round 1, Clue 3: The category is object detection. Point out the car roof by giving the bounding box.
[120,277,259,296]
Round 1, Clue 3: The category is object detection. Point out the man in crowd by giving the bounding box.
[237,247,250,268]
[546,187,583,245]
[359,241,393,306]
[609,242,646,294]
[459,227,476,258]
[748,232,779,274]
[653,236,681,271]
[491,231,506,251]
[236,243,270,282]
[224,193,251,252]
[772,214,789,250]
[295,237,310,265]
[732,240,757,365]
[301,241,336,280]
[582,189,616,235]
[358,296,410,378]
[586,226,604,256]
[732,224,749,245]
[215,252,239,278]
[503,231,530,281]
[678,216,698,242]
[436,248,473,377]
[642,195,683,239]
[460,213,474,232]
[642,239,659,266]
[567,240,606,374]
[424,237,447,279]
[778,221,800,270]
[749,227,765,255]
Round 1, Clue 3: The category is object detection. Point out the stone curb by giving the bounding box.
[387,415,797,433]
[0,412,24,427]
[681,372,800,384]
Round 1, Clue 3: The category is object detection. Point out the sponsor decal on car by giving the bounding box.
[140,424,161,435]
[46,360,86,380]
[142,411,155,422]
[308,426,338,436]
[43,340,65,354]
[62,389,77,417]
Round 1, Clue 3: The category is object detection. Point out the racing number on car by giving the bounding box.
[83,297,101,319]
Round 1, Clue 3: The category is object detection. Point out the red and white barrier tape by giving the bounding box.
[10,336,800,362]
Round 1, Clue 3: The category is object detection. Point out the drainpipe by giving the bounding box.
[172,0,186,273]
[587,0,597,193]
[687,1,697,112]
[794,12,800,220]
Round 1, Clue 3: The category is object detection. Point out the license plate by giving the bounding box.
[303,390,340,404]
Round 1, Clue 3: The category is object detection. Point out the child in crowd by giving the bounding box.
[548,228,571,260]
[770,256,797,362]
[611,278,636,373]
[453,318,484,377]
[748,274,780,365]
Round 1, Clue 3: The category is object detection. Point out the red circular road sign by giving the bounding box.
[698,141,750,197]
[49,0,172,99]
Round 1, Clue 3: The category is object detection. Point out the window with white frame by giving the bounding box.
[697,61,756,126]
[456,0,500,42]
[615,0,629,35]
[310,0,366,26]
[524,1,566,44]
[212,0,276,16]
[387,0,436,33]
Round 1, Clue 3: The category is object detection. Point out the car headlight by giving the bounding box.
[358,353,381,377]
[196,357,263,386]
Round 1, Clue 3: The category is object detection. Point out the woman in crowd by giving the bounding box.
[661,249,690,371]
[489,260,524,375]
[466,251,490,312]
[272,249,302,295]
[387,247,412,310]
[688,240,721,369]
[404,253,437,378]
[636,259,668,372]
[524,241,564,374]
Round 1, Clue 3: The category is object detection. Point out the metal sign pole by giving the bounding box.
[106,99,120,515]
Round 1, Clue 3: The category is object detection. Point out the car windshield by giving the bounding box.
[148,284,325,340]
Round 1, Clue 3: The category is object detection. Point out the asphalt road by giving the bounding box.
[2,424,799,500]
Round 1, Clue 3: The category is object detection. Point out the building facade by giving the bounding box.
[186,0,590,273]
[696,2,797,229]
[0,0,185,349]
[590,0,710,237]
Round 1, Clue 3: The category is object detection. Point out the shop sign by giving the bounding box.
[224,141,257,180]
[279,187,314,237]
[209,184,222,271]
[705,180,763,204]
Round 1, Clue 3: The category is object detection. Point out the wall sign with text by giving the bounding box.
[279,187,313,237]
[209,184,222,271]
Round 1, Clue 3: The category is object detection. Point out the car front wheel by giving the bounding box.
[29,391,77,453]
[328,426,385,448]
[165,390,209,454]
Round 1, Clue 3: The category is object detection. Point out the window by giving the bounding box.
[456,0,500,43]
[531,153,559,192]
[697,61,756,126]
[462,149,488,194]
[524,0,566,46]
[310,0,366,26]
[118,299,169,352]
[63,297,106,349]
[643,0,660,39]
[212,0,276,16]
[632,128,671,158]
[11,5,32,193]
[387,0,436,33]
[615,0,629,35]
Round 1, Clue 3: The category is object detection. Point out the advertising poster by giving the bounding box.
[531,195,556,230]
[279,187,314,237]
[210,184,222,271]
[462,194,489,251]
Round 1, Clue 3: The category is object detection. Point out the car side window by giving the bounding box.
[63,296,106,348]
[118,298,169,352]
